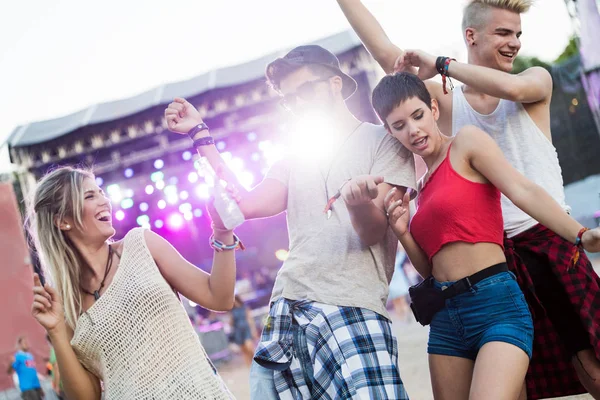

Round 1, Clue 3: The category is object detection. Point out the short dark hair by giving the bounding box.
[266,63,336,93]
[372,72,432,128]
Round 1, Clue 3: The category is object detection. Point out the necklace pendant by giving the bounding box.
[327,209,332,219]
[93,290,100,301]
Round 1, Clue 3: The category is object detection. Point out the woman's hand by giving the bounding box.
[32,274,66,335]
[384,188,411,237]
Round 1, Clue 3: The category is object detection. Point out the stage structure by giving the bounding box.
[6,31,384,273]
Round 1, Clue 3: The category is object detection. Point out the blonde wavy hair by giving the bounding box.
[462,0,534,33]
[27,166,94,330]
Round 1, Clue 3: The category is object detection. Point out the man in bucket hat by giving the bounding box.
[165,45,416,399]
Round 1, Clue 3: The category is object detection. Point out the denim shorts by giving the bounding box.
[428,271,533,360]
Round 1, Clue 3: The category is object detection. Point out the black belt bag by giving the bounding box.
[409,263,508,326]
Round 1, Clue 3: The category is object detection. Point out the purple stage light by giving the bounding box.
[155,219,164,229]
[120,198,134,209]
[216,141,226,150]
[139,202,149,212]
[193,209,203,218]
[169,176,178,185]
[251,152,261,162]
[155,180,165,190]
[157,199,167,209]
[124,168,134,178]
[145,185,154,195]
[136,215,150,227]
[154,159,164,170]
[238,171,254,190]
[150,171,164,182]
[115,210,125,221]
[167,213,184,229]
[195,184,210,199]
[182,151,192,161]
[247,132,257,142]
[183,212,193,221]
[95,177,104,186]
[188,172,199,183]
[179,203,192,213]
[106,184,122,202]
[179,190,189,200]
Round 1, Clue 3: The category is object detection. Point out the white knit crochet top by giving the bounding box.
[70,228,232,399]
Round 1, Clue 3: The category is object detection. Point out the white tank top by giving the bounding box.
[452,85,568,238]
[70,228,232,399]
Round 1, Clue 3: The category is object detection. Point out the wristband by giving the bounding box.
[187,123,210,140]
[193,136,215,148]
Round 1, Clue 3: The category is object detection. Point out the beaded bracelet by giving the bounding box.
[575,227,590,246]
[570,227,590,267]
[210,233,245,252]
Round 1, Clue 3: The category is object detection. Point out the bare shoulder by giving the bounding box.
[142,229,168,254]
[424,80,443,98]
[453,125,492,153]
[519,66,552,81]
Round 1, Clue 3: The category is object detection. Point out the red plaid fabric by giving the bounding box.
[504,223,600,399]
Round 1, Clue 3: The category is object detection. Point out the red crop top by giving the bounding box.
[410,143,504,263]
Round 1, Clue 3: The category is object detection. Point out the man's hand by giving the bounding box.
[582,227,600,253]
[396,50,438,81]
[164,98,205,135]
[341,175,384,207]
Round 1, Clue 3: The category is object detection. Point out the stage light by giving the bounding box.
[124,189,134,198]
[137,215,150,227]
[230,157,244,172]
[124,168,134,178]
[169,176,179,185]
[95,177,104,186]
[154,219,164,229]
[150,171,164,182]
[195,184,210,199]
[205,174,215,187]
[166,194,179,205]
[188,299,197,308]
[275,249,289,261]
[120,198,134,209]
[193,209,203,218]
[251,152,261,162]
[154,159,164,170]
[155,180,165,190]
[216,141,226,150]
[288,116,339,162]
[164,185,178,196]
[182,151,192,161]
[183,212,193,221]
[167,213,184,229]
[238,170,254,190]
[115,210,125,221]
[221,152,233,163]
[247,132,257,142]
[259,140,286,166]
[139,202,149,212]
[106,184,122,202]
[188,172,199,183]
[179,190,189,200]
[179,203,192,213]
[145,185,154,195]
[157,199,166,209]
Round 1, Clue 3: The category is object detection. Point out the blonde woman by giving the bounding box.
[28,166,239,399]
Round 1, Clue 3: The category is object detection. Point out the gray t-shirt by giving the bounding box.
[266,122,416,319]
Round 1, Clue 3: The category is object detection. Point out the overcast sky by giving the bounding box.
[0,0,574,171]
